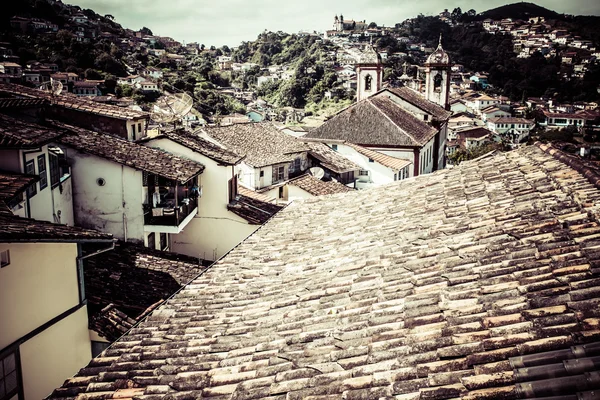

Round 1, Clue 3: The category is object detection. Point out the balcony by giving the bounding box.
[143,173,199,233]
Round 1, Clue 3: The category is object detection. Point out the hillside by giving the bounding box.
[478,2,559,20]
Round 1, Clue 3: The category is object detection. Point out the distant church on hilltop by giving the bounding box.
[333,14,368,32]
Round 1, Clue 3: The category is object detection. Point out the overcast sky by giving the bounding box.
[68,0,600,47]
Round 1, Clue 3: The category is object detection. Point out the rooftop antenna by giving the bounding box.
[39,78,63,97]
[309,167,325,180]
[150,92,194,129]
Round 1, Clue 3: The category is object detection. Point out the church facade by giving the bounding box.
[306,40,452,177]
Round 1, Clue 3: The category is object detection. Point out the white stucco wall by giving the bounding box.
[335,144,397,187]
[20,306,91,400]
[64,148,145,242]
[0,242,80,349]
[143,138,258,260]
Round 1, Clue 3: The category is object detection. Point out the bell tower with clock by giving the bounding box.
[424,35,451,110]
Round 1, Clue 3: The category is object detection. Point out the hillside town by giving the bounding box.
[2,1,600,399]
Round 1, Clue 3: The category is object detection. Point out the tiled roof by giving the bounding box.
[227,194,283,224]
[0,170,38,201]
[0,113,67,148]
[0,83,148,121]
[238,185,276,203]
[488,117,534,124]
[305,142,361,174]
[385,87,452,121]
[54,122,205,183]
[204,123,309,167]
[85,241,207,338]
[158,130,244,165]
[0,97,48,109]
[0,214,113,242]
[306,96,438,148]
[49,145,600,399]
[289,173,354,196]
[346,142,413,171]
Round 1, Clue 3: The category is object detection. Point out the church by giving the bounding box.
[306,38,452,177]
[333,14,368,32]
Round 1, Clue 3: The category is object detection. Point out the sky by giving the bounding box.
[68,0,600,47]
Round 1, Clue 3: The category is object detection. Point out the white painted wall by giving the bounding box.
[0,242,80,349]
[335,144,398,186]
[20,306,91,400]
[64,148,145,242]
[143,138,258,260]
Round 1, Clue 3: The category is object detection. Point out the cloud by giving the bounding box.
[69,0,600,47]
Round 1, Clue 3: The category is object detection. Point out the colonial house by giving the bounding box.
[486,117,535,144]
[481,105,511,122]
[53,122,205,251]
[46,143,600,400]
[141,129,280,260]
[463,93,501,115]
[136,80,159,92]
[202,123,310,192]
[0,83,149,141]
[72,81,102,97]
[341,142,413,188]
[446,126,493,157]
[0,208,113,400]
[0,114,75,225]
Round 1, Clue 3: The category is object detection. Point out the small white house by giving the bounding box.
[486,117,535,144]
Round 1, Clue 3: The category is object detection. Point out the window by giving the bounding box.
[160,233,168,251]
[37,155,47,190]
[147,232,156,250]
[368,158,374,163]
[0,250,9,268]
[359,170,369,176]
[273,166,285,183]
[394,173,397,181]
[0,349,21,400]
[424,115,429,121]
[331,144,338,151]
[364,75,372,91]
[131,125,136,141]
[138,123,142,134]
[259,170,264,178]
[25,160,36,197]
[49,153,60,187]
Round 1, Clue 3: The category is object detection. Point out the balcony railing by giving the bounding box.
[144,197,197,227]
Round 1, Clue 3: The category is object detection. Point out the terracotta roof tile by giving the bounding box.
[385,87,452,121]
[0,82,148,120]
[153,129,244,165]
[204,123,309,167]
[48,145,600,399]
[346,142,413,170]
[0,214,113,242]
[227,193,283,224]
[305,142,361,173]
[288,174,354,196]
[0,170,38,201]
[0,113,67,148]
[54,121,205,183]
[306,96,438,147]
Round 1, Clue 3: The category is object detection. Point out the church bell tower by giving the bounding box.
[424,35,451,110]
[356,42,382,102]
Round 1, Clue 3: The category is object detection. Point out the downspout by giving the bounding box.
[121,165,127,241]
[21,148,42,219]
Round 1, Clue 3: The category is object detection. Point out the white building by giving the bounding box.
[55,123,205,251]
[486,117,535,144]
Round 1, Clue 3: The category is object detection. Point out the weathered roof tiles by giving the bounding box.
[48,144,600,399]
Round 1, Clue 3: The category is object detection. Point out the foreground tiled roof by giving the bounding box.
[159,130,244,165]
[306,96,438,147]
[0,83,148,121]
[54,122,205,183]
[0,214,113,242]
[49,145,600,399]
[289,173,354,196]
[346,142,413,171]
[384,87,452,121]
[238,185,276,203]
[305,142,361,174]
[0,113,67,148]
[204,123,309,167]
[0,170,38,202]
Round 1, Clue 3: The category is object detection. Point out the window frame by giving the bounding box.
[0,249,9,268]
[37,154,47,190]
[25,160,36,197]
[0,347,23,400]
[147,232,156,250]
[160,233,168,251]
[49,152,60,188]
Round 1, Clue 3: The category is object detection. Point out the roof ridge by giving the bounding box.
[536,142,600,189]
